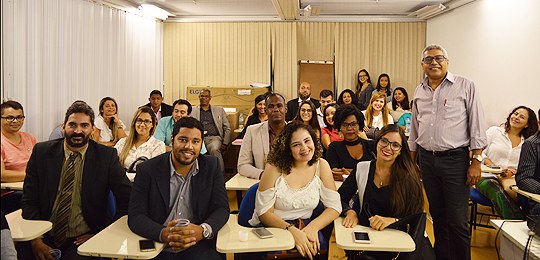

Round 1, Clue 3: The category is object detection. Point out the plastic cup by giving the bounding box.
[49,249,62,260]
[176,218,190,227]
[239,231,249,242]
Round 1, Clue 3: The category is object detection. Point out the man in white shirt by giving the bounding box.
[316,89,334,128]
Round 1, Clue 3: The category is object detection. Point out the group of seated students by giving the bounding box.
[1,76,539,260]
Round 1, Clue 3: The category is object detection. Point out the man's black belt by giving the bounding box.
[420,146,468,157]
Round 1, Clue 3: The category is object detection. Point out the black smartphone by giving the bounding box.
[139,239,156,252]
[353,231,371,243]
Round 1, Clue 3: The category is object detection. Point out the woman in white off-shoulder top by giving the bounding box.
[249,122,341,260]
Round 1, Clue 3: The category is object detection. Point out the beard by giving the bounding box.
[172,148,199,166]
[65,132,90,148]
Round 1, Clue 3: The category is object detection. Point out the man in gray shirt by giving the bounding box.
[408,44,487,260]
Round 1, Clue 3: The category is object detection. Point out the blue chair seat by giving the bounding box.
[469,188,499,235]
[470,188,492,206]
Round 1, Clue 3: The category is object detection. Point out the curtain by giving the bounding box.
[1,0,163,141]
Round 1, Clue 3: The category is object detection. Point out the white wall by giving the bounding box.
[427,0,540,127]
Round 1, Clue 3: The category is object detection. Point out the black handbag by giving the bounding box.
[365,127,379,139]
[126,156,148,173]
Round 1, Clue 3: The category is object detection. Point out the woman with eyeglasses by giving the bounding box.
[337,125,425,258]
[293,100,321,140]
[477,106,538,219]
[372,73,393,104]
[114,107,165,177]
[355,69,374,111]
[1,101,37,183]
[93,97,127,146]
[388,87,410,123]
[326,105,375,181]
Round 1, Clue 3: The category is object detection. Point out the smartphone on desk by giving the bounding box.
[253,227,273,239]
[487,165,501,169]
[353,231,371,244]
[139,239,156,252]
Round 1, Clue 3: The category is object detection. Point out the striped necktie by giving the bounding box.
[53,152,79,247]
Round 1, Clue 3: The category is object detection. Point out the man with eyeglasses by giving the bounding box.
[408,44,487,260]
[238,93,287,179]
[128,117,229,259]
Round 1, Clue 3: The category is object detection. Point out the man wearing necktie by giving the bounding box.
[21,101,132,259]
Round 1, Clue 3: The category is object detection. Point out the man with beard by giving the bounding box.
[128,117,229,259]
[285,82,320,122]
[20,101,132,259]
[238,93,287,179]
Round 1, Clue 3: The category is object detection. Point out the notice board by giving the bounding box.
[299,61,335,98]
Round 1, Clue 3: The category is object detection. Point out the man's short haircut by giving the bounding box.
[172,99,193,115]
[320,89,333,99]
[1,100,24,115]
[64,101,95,126]
[422,44,449,59]
[150,90,163,97]
[172,117,204,140]
[200,88,211,95]
[265,92,286,105]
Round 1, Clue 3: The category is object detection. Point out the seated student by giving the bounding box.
[114,107,166,174]
[237,94,267,140]
[93,97,127,147]
[293,100,321,140]
[238,93,287,179]
[21,101,131,260]
[387,87,410,123]
[355,69,374,111]
[372,73,393,104]
[515,109,540,215]
[477,106,538,219]
[321,103,343,150]
[316,89,334,129]
[1,101,38,214]
[1,211,17,260]
[326,105,375,180]
[337,89,361,110]
[338,125,425,258]
[143,90,173,122]
[249,122,341,260]
[128,117,229,260]
[362,92,393,137]
[154,99,207,154]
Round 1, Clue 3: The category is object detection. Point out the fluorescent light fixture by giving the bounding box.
[409,3,447,19]
[139,4,174,20]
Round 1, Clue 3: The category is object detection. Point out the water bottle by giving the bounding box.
[405,116,411,135]
[239,113,245,129]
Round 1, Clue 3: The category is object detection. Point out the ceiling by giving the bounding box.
[104,0,476,22]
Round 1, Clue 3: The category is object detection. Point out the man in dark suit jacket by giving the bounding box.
[285,82,321,122]
[21,102,131,259]
[144,90,173,121]
[129,117,229,259]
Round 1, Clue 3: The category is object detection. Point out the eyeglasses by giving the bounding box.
[1,116,25,122]
[300,108,312,113]
[422,55,447,64]
[135,119,152,125]
[341,121,359,129]
[378,137,402,151]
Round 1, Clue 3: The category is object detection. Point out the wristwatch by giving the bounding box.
[201,223,211,239]
[472,154,484,163]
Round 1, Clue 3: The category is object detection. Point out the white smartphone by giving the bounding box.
[253,227,274,239]
[353,231,371,243]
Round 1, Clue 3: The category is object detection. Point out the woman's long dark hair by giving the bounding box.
[504,106,538,139]
[266,122,322,175]
[391,87,410,111]
[293,100,321,134]
[354,69,372,96]
[337,89,360,110]
[375,73,392,96]
[323,103,338,131]
[375,124,424,217]
[250,94,267,118]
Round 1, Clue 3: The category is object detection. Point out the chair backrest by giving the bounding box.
[237,183,259,227]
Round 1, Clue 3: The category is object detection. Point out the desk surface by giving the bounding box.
[511,186,540,203]
[226,173,343,191]
[6,209,52,242]
[490,220,540,255]
[1,181,24,191]
[333,217,415,252]
[216,214,295,253]
[77,216,165,259]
